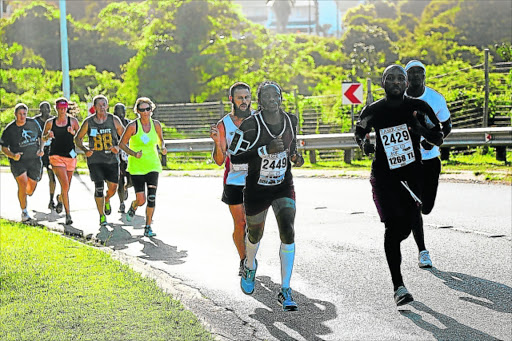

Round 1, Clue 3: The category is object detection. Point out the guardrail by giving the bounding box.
[164,127,512,152]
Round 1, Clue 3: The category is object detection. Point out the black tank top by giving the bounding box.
[49,116,76,157]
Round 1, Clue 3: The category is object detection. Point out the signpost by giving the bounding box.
[342,82,363,164]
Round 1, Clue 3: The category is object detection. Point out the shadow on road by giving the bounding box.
[138,237,188,266]
[400,301,501,340]
[249,275,336,341]
[32,209,60,223]
[96,223,188,266]
[429,267,512,313]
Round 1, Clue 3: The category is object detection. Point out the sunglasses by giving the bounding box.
[138,107,152,112]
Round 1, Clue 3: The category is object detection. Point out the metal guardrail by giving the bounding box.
[164,127,512,152]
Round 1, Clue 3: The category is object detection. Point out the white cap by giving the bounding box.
[405,60,426,71]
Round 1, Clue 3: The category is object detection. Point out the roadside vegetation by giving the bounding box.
[0,220,214,341]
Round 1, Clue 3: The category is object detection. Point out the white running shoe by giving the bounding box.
[418,250,433,268]
[21,211,31,222]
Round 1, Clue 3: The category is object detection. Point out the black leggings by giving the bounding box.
[384,212,422,290]
[131,172,159,207]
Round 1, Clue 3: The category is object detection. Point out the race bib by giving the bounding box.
[258,151,287,186]
[379,124,415,170]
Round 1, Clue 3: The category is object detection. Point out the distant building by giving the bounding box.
[232,0,363,37]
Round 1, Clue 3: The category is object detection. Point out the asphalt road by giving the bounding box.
[1,169,511,341]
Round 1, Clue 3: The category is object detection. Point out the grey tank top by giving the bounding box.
[86,114,119,164]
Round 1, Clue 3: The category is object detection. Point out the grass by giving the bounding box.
[0,220,214,341]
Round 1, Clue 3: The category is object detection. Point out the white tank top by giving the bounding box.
[223,114,248,186]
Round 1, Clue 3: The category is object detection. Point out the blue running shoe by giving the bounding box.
[278,287,298,311]
[240,259,257,295]
[144,225,156,237]
[126,206,135,222]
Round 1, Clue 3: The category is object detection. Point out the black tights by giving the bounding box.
[384,213,421,290]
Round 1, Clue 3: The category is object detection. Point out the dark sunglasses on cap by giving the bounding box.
[138,107,152,112]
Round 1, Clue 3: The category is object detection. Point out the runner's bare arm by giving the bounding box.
[211,121,226,166]
[154,120,167,155]
[75,119,93,157]
[119,122,141,158]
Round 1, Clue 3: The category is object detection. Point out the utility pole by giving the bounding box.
[59,0,70,99]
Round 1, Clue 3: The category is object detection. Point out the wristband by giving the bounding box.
[258,146,268,158]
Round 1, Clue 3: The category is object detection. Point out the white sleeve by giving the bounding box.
[434,91,450,122]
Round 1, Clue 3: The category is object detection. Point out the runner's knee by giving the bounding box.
[147,185,157,208]
[94,181,104,198]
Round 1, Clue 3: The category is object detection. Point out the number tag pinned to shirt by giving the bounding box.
[379,124,415,170]
[258,151,288,186]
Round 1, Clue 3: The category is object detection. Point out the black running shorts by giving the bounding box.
[10,158,43,181]
[88,162,119,184]
[131,171,159,193]
[222,184,244,205]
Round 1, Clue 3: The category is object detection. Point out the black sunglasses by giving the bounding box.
[138,107,152,112]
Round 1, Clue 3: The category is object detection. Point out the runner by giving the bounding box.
[34,101,57,210]
[405,60,452,268]
[42,97,80,225]
[0,103,44,222]
[228,81,304,311]
[119,97,167,237]
[354,65,444,306]
[113,103,132,213]
[210,82,252,276]
[75,95,125,226]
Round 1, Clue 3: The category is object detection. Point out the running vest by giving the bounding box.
[406,87,450,160]
[222,114,247,186]
[127,119,162,175]
[86,114,119,164]
[49,116,76,158]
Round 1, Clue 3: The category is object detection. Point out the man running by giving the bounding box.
[113,103,132,213]
[75,95,125,226]
[229,81,304,311]
[1,103,44,222]
[34,101,57,210]
[405,60,452,269]
[210,82,252,276]
[354,65,444,306]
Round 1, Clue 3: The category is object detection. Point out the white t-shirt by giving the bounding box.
[406,87,450,160]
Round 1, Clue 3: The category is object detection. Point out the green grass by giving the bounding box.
[0,220,214,341]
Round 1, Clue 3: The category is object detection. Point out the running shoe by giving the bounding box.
[126,206,135,222]
[21,211,31,222]
[418,250,432,268]
[104,201,112,215]
[277,287,298,312]
[99,215,107,226]
[48,200,56,210]
[65,214,73,225]
[118,202,125,213]
[144,225,157,237]
[394,286,414,306]
[55,195,63,214]
[238,258,246,276]
[240,259,257,295]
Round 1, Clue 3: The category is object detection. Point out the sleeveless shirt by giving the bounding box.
[222,114,247,186]
[127,119,162,175]
[86,114,119,165]
[49,116,76,158]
